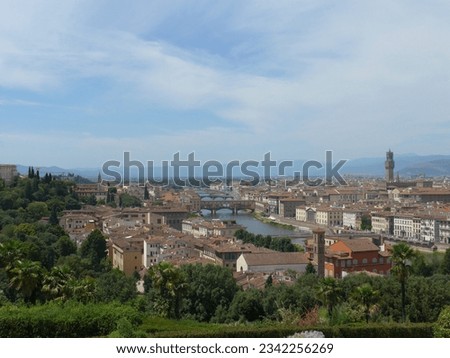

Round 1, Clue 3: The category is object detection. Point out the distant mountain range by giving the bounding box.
[16,153,450,180]
[341,154,450,177]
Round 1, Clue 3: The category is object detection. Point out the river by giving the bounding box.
[200,209,308,245]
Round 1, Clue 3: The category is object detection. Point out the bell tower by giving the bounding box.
[313,228,325,278]
[385,150,394,183]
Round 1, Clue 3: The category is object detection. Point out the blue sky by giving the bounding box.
[1,0,450,168]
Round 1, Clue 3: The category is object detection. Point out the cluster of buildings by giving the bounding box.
[55,150,450,287]
[4,149,447,288]
[59,193,395,286]
[233,151,450,247]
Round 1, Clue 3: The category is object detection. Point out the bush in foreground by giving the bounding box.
[0,301,140,337]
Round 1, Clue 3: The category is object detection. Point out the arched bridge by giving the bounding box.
[199,191,234,200]
[200,199,255,215]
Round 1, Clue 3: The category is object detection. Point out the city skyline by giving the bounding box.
[1,1,450,167]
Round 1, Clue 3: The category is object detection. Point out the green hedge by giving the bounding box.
[322,323,434,338]
[150,323,434,338]
[0,302,140,338]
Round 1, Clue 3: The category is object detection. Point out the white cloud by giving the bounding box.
[1,0,450,165]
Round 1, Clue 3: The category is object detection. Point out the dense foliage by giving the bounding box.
[0,175,449,337]
[434,305,450,338]
[0,302,140,337]
[234,229,299,252]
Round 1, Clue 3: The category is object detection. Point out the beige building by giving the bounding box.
[74,183,108,201]
[180,190,201,212]
[182,218,243,238]
[342,209,368,230]
[296,206,316,222]
[59,213,97,231]
[0,164,17,183]
[237,252,310,273]
[201,240,266,270]
[110,238,144,275]
[392,187,450,203]
[394,214,421,240]
[316,207,343,227]
[320,187,363,204]
[149,207,188,231]
[371,212,394,235]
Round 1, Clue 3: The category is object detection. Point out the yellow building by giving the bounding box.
[110,238,144,276]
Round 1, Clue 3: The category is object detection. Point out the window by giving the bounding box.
[362,258,368,264]
[379,257,384,264]
[353,259,358,265]
[372,257,377,264]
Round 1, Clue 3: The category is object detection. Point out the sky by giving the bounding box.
[1,0,450,168]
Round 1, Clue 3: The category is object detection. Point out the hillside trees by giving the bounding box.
[180,264,238,322]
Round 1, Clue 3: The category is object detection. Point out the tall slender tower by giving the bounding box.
[385,150,394,183]
[313,228,325,278]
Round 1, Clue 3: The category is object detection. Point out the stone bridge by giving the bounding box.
[200,199,255,215]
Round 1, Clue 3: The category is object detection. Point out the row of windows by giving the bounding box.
[395,220,414,225]
[333,257,388,268]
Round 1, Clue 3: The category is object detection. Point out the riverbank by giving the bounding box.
[253,212,338,235]
[252,212,297,230]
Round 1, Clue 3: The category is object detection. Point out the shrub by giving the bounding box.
[0,301,140,337]
[434,306,450,338]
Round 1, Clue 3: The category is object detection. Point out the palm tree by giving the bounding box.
[66,277,96,303]
[316,277,342,320]
[8,260,44,303]
[0,240,26,271]
[352,283,379,323]
[391,243,416,322]
[42,265,73,301]
[149,262,187,319]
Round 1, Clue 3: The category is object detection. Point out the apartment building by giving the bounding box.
[371,212,394,235]
[393,214,421,241]
[296,206,316,222]
[324,238,392,278]
[316,207,343,227]
[279,198,305,217]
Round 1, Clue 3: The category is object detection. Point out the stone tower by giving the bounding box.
[385,150,394,183]
[312,228,325,278]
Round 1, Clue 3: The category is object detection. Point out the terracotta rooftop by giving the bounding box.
[331,238,380,252]
[111,238,144,251]
[240,252,310,266]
